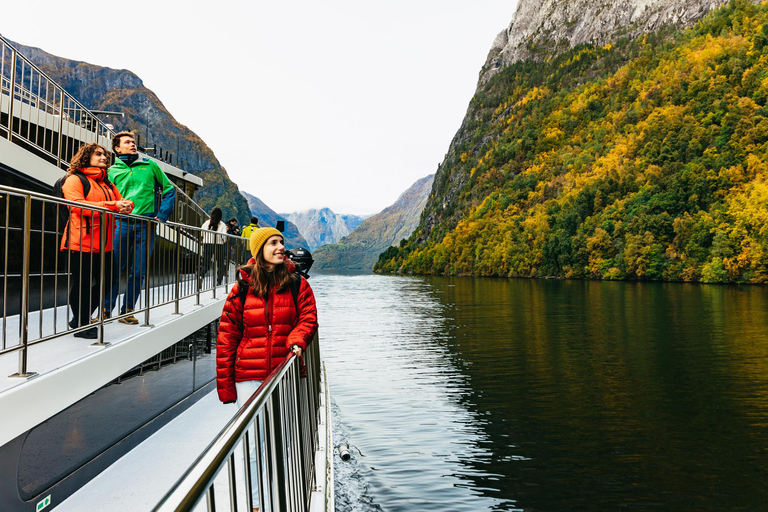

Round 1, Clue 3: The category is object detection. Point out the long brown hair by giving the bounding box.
[239,242,296,298]
[209,207,222,232]
[69,143,109,172]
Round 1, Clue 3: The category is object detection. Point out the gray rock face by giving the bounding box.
[479,0,731,86]
[285,208,365,251]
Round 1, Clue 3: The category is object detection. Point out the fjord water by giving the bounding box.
[312,274,768,511]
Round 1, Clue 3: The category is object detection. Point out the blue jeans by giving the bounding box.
[104,216,155,314]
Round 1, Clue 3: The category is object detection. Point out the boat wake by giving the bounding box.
[331,399,382,512]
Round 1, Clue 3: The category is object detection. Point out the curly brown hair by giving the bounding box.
[238,250,296,298]
[68,143,109,172]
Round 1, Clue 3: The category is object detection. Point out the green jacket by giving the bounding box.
[108,157,176,220]
[241,223,259,239]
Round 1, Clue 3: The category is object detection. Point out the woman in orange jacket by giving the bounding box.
[60,143,133,338]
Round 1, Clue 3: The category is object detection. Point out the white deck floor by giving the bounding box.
[56,390,239,512]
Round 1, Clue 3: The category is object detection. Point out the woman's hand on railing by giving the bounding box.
[290,345,303,357]
[116,200,134,214]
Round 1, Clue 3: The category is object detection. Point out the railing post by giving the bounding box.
[212,238,217,300]
[243,430,255,512]
[227,454,238,512]
[142,218,153,327]
[9,195,37,378]
[93,210,109,346]
[56,89,64,168]
[7,49,16,141]
[196,231,202,306]
[271,387,288,511]
[174,224,182,315]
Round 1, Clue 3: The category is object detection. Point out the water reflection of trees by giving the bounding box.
[423,276,768,510]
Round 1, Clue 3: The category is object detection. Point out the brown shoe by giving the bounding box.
[92,308,112,324]
[118,310,139,325]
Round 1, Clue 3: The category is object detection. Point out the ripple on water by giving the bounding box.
[315,274,519,512]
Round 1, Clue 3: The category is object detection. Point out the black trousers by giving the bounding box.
[201,244,227,285]
[69,251,109,327]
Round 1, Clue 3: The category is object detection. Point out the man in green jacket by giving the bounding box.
[104,131,176,324]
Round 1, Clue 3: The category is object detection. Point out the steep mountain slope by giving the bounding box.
[479,0,732,86]
[377,0,768,283]
[240,191,309,250]
[12,41,251,223]
[284,209,366,251]
[314,174,434,271]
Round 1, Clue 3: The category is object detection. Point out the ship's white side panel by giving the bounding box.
[0,294,226,445]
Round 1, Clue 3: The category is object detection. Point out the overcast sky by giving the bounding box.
[3,1,517,215]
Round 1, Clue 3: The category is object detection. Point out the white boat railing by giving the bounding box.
[153,335,325,512]
[0,184,250,378]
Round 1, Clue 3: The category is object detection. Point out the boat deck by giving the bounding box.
[0,282,231,445]
[56,390,238,512]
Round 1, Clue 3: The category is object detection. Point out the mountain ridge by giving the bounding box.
[284,209,366,251]
[240,191,309,250]
[11,40,252,224]
[314,174,434,271]
[478,0,733,87]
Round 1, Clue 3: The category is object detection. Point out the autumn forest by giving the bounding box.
[376,1,768,284]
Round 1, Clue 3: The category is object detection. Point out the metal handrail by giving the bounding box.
[0,184,251,376]
[1,35,111,167]
[0,34,209,226]
[154,334,322,512]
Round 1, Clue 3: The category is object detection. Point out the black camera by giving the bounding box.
[286,247,313,279]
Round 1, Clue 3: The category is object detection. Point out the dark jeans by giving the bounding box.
[69,251,109,327]
[105,216,155,314]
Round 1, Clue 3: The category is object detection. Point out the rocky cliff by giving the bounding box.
[240,191,309,251]
[314,174,434,271]
[11,41,252,223]
[479,0,731,86]
[285,208,366,251]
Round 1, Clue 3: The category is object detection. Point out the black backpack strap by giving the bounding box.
[236,281,249,328]
[72,171,91,199]
[237,281,249,306]
[290,275,301,313]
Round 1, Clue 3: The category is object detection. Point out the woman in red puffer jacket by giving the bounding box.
[216,227,318,405]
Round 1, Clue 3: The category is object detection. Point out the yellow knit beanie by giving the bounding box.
[250,227,283,258]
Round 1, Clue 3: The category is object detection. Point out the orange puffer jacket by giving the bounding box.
[216,259,318,403]
[59,167,129,252]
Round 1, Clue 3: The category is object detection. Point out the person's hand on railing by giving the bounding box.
[290,344,303,357]
[116,200,134,214]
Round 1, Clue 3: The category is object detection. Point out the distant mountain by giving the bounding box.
[11,41,252,224]
[313,175,434,271]
[284,208,366,251]
[240,190,309,251]
[340,214,367,233]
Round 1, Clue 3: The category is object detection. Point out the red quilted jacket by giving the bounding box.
[216,259,318,403]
